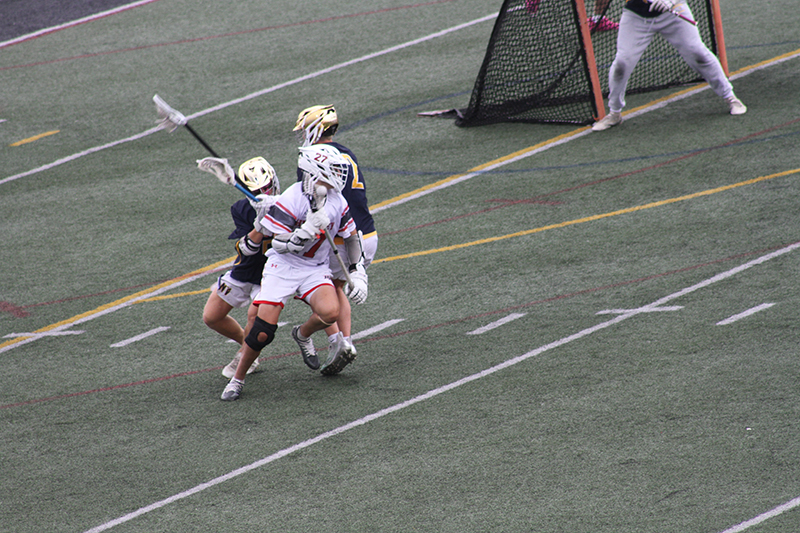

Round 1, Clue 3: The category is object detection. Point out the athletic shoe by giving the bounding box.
[589,15,619,32]
[591,111,622,132]
[320,333,357,376]
[292,325,320,370]
[221,352,260,379]
[221,378,244,401]
[726,96,747,115]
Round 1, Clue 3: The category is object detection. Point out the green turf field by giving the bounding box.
[1,1,799,532]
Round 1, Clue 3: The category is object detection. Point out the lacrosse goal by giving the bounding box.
[448,0,727,126]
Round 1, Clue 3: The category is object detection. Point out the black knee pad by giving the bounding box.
[245,317,277,352]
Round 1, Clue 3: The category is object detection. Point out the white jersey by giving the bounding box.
[259,182,356,269]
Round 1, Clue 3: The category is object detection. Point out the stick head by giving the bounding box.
[153,94,187,132]
[197,157,235,185]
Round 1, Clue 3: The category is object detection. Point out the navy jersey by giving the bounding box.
[624,0,663,18]
[296,141,376,236]
[227,198,267,284]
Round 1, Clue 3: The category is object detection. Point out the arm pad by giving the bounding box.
[344,232,365,266]
[236,234,262,256]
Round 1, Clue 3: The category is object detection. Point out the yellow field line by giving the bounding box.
[132,288,211,303]
[0,258,231,350]
[373,168,800,264]
[9,130,60,146]
[367,128,590,212]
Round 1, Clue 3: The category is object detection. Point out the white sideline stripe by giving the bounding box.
[596,306,683,315]
[466,313,526,335]
[110,327,170,348]
[81,241,800,533]
[0,0,161,49]
[351,319,405,340]
[3,330,84,338]
[717,496,800,533]
[0,13,497,187]
[716,303,775,325]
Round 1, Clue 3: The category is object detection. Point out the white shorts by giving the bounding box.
[253,255,334,308]
[213,271,260,308]
[329,231,379,281]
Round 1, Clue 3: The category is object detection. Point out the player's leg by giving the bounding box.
[658,8,744,113]
[221,262,294,400]
[594,11,658,130]
[607,10,657,113]
[202,287,242,343]
[221,300,262,378]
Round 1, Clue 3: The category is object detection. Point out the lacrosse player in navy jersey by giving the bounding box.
[592,0,746,131]
[199,157,280,378]
[220,144,368,401]
[292,104,378,376]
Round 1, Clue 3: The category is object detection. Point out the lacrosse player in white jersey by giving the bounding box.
[220,144,368,401]
[592,0,746,132]
[293,105,378,376]
[198,157,280,379]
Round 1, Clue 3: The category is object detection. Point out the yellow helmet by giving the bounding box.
[293,105,338,146]
[238,157,279,195]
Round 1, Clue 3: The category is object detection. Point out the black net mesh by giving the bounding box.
[456,0,717,127]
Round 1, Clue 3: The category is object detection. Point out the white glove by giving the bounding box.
[249,194,276,233]
[236,235,261,256]
[300,208,330,236]
[288,227,315,254]
[648,0,675,13]
[345,262,368,304]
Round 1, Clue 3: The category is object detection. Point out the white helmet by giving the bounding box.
[293,104,338,147]
[298,144,350,195]
[238,156,280,195]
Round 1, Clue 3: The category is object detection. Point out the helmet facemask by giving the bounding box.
[293,105,338,147]
[238,157,280,196]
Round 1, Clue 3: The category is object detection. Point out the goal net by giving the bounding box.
[453,0,723,127]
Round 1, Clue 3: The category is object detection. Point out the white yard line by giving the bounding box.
[716,303,775,325]
[351,319,405,340]
[466,313,526,335]
[82,241,800,533]
[717,496,800,533]
[110,327,171,348]
[0,13,497,187]
[3,330,84,338]
[0,0,162,49]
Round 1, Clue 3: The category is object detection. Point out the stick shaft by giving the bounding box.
[323,230,354,289]
[184,123,221,158]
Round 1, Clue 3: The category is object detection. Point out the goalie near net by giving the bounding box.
[441,0,727,126]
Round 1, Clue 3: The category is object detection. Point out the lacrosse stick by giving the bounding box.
[153,94,257,200]
[196,157,258,201]
[312,185,354,291]
[671,8,696,25]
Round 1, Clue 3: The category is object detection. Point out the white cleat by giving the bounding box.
[222,352,260,379]
[726,95,747,115]
[320,333,357,376]
[220,378,244,401]
[292,325,319,370]
[591,111,622,131]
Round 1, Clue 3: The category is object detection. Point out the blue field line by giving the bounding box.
[362,128,800,177]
